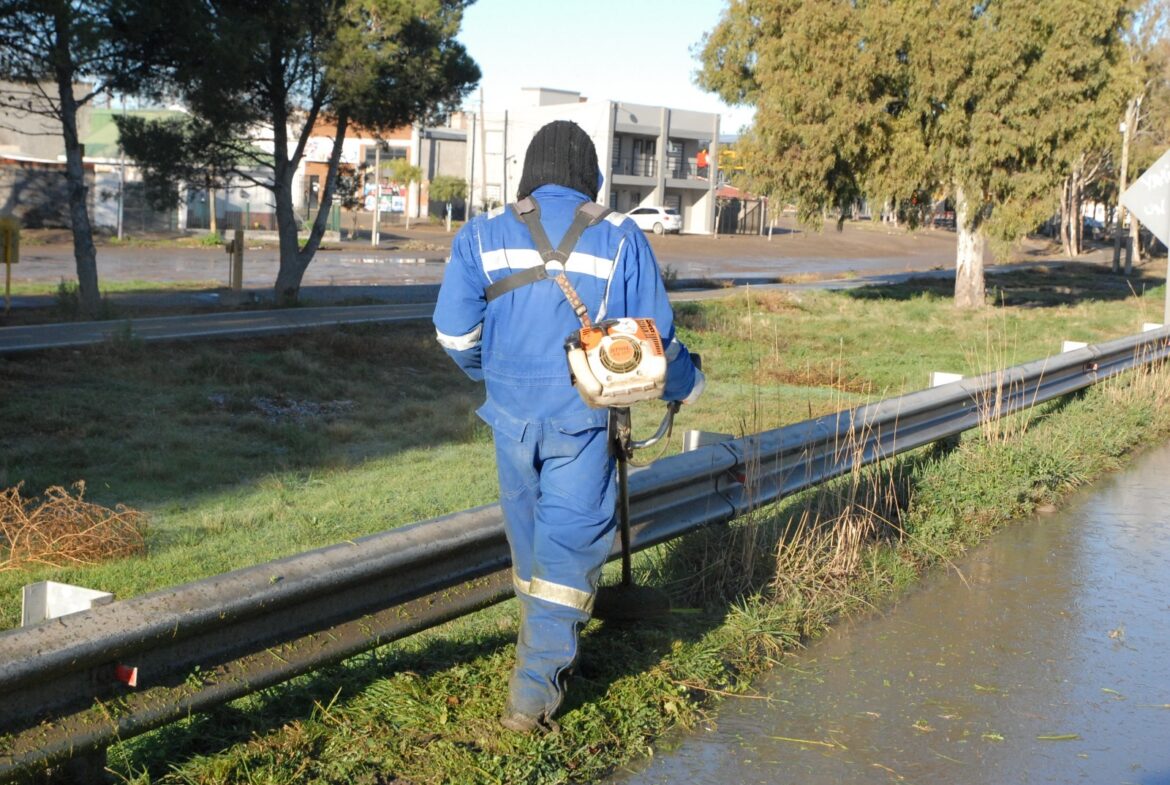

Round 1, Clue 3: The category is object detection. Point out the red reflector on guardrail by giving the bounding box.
[115,664,138,688]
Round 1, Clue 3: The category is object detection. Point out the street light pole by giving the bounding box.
[1113,118,1132,274]
[372,142,381,247]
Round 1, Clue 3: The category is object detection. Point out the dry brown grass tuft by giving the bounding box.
[0,482,146,572]
[755,359,874,394]
[748,291,804,313]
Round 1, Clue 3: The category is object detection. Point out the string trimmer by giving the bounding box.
[592,357,700,622]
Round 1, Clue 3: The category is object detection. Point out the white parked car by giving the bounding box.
[627,206,682,234]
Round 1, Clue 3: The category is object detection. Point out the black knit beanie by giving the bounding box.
[517,121,599,201]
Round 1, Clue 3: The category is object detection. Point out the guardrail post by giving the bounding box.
[682,430,734,452]
[929,371,963,387]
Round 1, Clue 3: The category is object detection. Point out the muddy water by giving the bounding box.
[616,444,1170,785]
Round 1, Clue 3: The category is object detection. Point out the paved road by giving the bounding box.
[0,263,1078,355]
[0,303,438,354]
[11,219,965,291]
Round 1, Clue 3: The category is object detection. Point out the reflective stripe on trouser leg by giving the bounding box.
[507,425,616,718]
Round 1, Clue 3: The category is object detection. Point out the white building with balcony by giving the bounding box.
[469,88,720,234]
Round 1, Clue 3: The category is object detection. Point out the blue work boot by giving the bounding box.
[499,700,561,734]
[501,598,585,732]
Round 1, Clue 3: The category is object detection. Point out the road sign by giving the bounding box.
[1120,147,1170,248]
[1120,147,1170,324]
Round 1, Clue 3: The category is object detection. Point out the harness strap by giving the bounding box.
[484,198,613,318]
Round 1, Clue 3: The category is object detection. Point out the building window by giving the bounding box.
[364,144,406,168]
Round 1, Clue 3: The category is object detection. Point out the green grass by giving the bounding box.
[2,266,1169,783]
[6,279,222,297]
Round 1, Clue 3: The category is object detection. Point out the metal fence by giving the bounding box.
[612,156,658,178]
[1,326,1168,782]
[667,157,698,180]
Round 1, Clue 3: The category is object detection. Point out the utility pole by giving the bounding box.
[479,87,487,210]
[116,155,125,241]
[372,142,381,247]
[1114,98,1142,274]
[468,112,477,220]
[117,94,126,240]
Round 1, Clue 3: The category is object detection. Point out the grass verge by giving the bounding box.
[0,266,1167,783]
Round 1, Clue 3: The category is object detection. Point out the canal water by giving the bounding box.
[616,443,1170,785]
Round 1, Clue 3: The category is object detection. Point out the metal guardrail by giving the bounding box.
[2,326,1168,781]
[0,303,436,354]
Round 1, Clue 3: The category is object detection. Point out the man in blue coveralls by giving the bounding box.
[433,120,704,733]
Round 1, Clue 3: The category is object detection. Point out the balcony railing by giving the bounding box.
[611,156,657,178]
[667,157,701,180]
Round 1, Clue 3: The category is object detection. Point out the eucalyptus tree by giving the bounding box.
[118,0,479,304]
[700,0,1129,308]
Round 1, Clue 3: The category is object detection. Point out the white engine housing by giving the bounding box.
[565,318,667,408]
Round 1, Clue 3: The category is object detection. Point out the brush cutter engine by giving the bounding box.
[565,318,667,408]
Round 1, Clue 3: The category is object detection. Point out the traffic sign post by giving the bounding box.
[1119,147,1170,325]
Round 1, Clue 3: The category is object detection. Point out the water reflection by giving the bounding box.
[333,256,444,265]
[615,444,1170,785]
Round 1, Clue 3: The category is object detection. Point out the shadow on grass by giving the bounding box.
[0,321,483,508]
[845,264,1166,309]
[113,597,729,782]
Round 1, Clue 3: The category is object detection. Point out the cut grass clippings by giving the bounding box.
[0,264,1168,783]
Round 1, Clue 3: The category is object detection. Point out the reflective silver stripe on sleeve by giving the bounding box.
[528,577,595,613]
[604,211,627,227]
[435,323,482,351]
[682,368,706,405]
[665,338,682,361]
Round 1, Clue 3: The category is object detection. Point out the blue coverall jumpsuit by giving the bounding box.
[433,183,701,721]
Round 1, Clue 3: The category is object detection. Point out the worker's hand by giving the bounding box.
[681,368,706,406]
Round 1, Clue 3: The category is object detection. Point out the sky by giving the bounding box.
[456,0,756,136]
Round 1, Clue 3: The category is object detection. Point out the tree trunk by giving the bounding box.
[273,112,348,306]
[52,11,100,317]
[1127,214,1141,274]
[954,185,986,309]
[404,181,412,230]
[1070,163,1083,256]
[209,183,218,234]
[1059,178,1072,257]
[272,168,305,305]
